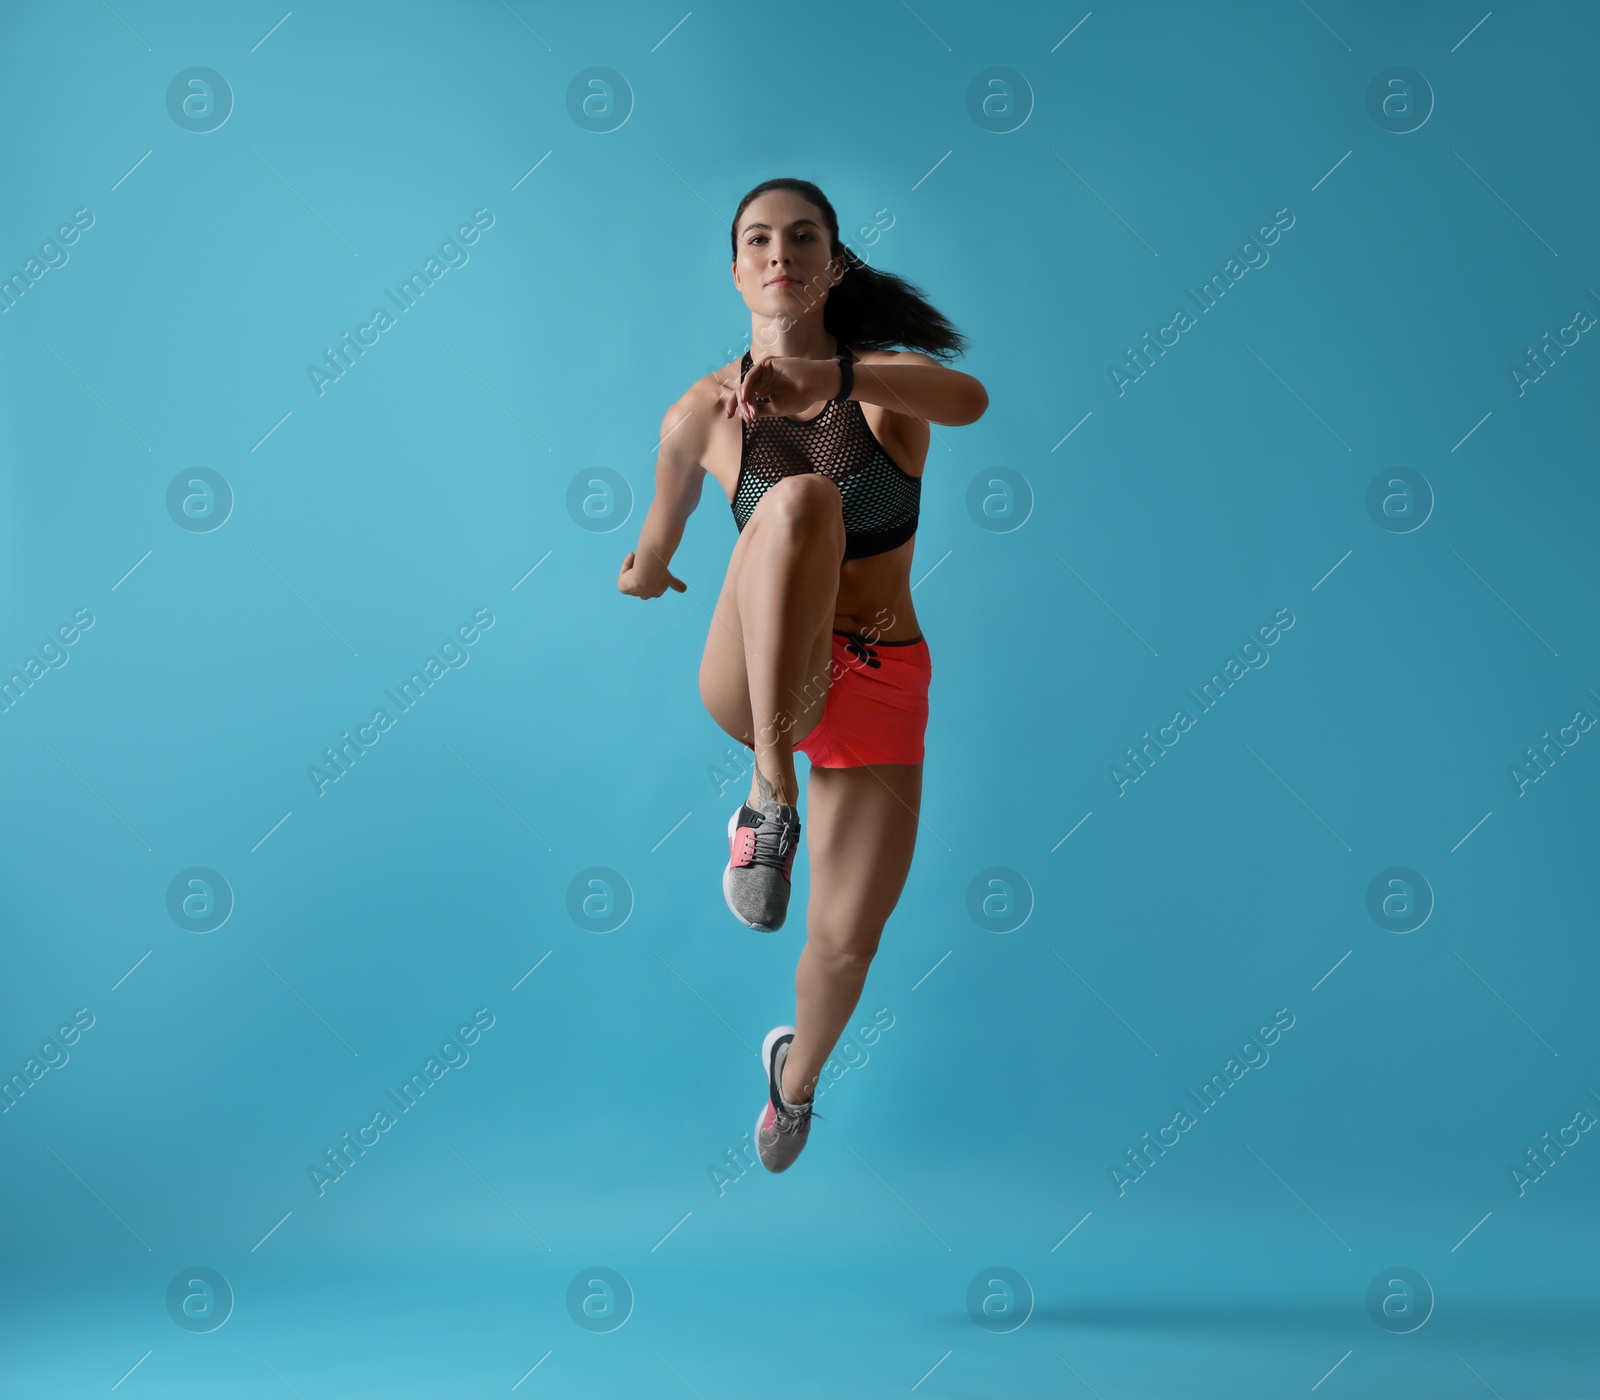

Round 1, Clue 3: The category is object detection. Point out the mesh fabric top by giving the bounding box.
[730,345,921,560]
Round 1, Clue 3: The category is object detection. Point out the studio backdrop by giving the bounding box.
[2,2,1597,1397]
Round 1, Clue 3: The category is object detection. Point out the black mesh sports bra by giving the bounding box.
[730,344,921,560]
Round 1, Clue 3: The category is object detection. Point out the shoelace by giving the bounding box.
[742,806,798,871]
[842,631,882,668]
[769,1045,823,1135]
[771,1098,823,1133]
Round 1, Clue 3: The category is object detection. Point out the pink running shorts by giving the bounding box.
[743,629,931,769]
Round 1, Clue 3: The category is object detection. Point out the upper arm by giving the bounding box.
[653,383,710,518]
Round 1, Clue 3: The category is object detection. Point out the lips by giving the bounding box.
[767,277,798,287]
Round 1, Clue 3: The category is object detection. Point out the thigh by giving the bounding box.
[698,519,836,747]
[803,762,924,958]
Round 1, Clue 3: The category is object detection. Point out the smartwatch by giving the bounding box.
[831,348,854,403]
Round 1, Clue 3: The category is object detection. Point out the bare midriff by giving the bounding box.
[835,541,921,642]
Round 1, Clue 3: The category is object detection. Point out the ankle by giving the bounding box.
[749,762,798,810]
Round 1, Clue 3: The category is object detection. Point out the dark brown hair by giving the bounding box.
[730,177,968,361]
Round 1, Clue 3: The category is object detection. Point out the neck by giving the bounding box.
[749,312,838,363]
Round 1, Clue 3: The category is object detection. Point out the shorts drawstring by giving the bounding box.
[841,631,881,668]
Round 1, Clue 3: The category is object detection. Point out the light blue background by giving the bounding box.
[2,1,1597,1396]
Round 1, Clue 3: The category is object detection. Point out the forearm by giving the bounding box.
[633,498,690,577]
[845,363,988,427]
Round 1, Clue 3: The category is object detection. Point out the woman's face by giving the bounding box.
[732,191,841,317]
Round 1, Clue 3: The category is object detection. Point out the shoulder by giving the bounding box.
[658,364,736,467]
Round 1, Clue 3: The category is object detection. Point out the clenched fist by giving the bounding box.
[617,550,686,599]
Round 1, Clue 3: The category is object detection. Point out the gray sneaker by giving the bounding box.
[723,799,801,931]
[754,1026,818,1172]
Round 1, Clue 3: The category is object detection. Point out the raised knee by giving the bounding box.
[756,474,844,540]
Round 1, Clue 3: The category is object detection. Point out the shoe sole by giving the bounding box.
[724,808,783,933]
[755,1025,798,1168]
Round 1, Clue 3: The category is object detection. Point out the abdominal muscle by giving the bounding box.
[836,540,920,642]
[699,360,926,645]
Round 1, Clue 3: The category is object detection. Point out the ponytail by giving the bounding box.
[729,178,969,362]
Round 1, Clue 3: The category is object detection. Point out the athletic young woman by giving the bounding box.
[617,178,988,1172]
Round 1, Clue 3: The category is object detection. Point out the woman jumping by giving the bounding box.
[617,177,988,1172]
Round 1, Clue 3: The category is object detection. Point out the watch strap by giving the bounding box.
[831,346,854,403]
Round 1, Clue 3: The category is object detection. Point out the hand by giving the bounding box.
[617,549,686,599]
[717,356,839,422]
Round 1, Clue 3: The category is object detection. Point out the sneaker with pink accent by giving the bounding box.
[755,1026,818,1172]
[724,799,800,932]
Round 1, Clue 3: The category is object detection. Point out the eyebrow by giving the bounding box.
[742,219,822,235]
